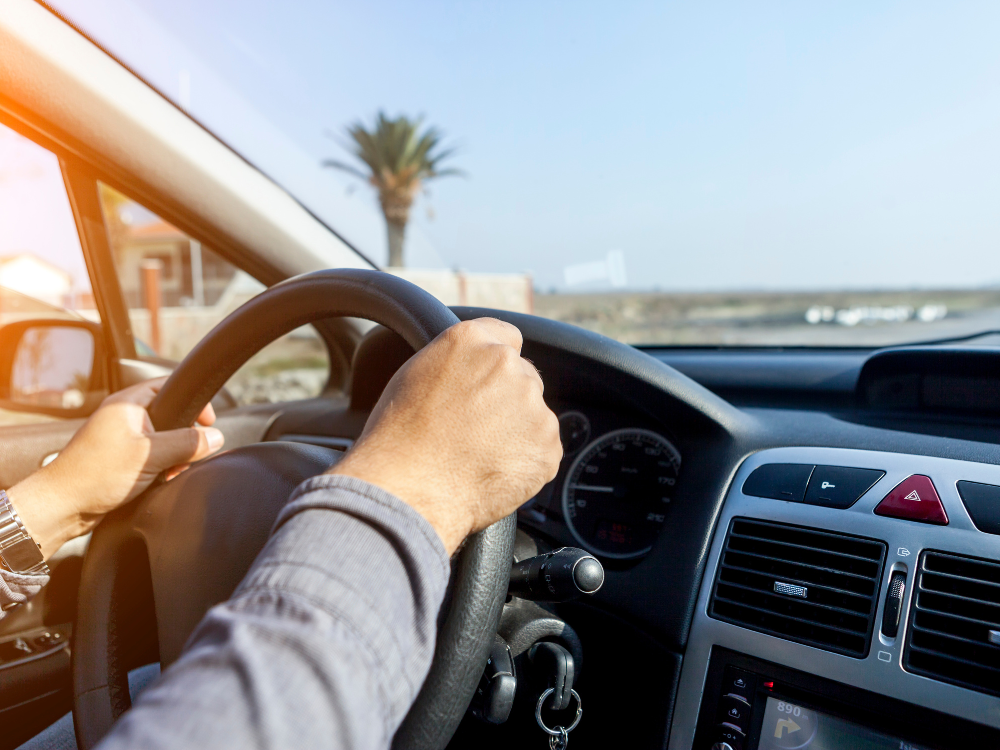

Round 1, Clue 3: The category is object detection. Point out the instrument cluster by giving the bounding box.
[520,406,682,561]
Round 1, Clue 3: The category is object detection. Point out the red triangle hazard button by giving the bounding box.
[874,475,948,525]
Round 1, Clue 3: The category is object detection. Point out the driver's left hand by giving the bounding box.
[8,377,225,558]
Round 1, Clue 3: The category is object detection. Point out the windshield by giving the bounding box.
[51,2,1000,347]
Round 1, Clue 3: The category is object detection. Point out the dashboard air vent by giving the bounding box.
[709,518,887,658]
[904,551,1000,697]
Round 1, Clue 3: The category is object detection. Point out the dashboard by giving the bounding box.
[265,310,1000,750]
[673,446,1000,750]
[507,405,1000,748]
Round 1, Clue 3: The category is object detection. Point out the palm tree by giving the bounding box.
[323,112,461,268]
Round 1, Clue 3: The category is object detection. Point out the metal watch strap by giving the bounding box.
[0,489,49,576]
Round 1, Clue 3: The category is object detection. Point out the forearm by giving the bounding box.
[97,475,451,750]
[7,377,225,564]
[7,469,90,560]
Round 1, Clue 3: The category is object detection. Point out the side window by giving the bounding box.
[96,184,330,405]
[0,123,105,425]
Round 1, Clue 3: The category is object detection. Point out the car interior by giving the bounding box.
[3,3,1000,750]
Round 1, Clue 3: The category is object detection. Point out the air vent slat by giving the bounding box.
[915,590,1000,627]
[723,549,879,587]
[924,553,1000,586]
[730,531,883,564]
[719,566,868,630]
[920,567,1000,592]
[920,572,1000,606]
[908,642,1000,675]
[724,555,871,601]
[720,562,874,603]
[910,624,1000,663]
[714,586,869,632]
[727,536,882,578]
[913,605,999,631]
[730,523,884,559]
[711,600,868,655]
[916,586,1000,614]
[907,649,1000,692]
[710,518,886,658]
[904,550,1000,697]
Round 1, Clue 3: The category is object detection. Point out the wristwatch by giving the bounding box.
[0,490,49,576]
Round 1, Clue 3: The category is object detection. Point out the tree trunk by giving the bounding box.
[386,219,406,268]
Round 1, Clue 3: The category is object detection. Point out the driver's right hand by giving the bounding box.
[331,318,562,554]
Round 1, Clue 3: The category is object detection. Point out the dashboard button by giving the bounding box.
[957,481,1000,535]
[721,666,756,702]
[715,723,745,750]
[874,475,948,525]
[0,636,35,663]
[718,695,751,731]
[804,466,885,509]
[742,464,814,503]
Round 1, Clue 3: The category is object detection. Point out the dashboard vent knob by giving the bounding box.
[881,570,907,638]
[904,550,1000,697]
[709,518,887,658]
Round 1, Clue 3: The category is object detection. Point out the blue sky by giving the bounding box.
[55,1,1000,291]
[0,126,92,294]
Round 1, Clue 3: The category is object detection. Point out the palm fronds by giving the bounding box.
[323,112,462,266]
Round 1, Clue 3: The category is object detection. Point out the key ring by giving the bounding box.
[548,727,569,750]
[534,688,583,736]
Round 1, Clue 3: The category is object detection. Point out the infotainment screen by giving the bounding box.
[758,697,931,750]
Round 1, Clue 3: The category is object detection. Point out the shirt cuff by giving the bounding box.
[0,568,48,614]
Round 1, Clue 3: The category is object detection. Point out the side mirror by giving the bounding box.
[0,319,107,418]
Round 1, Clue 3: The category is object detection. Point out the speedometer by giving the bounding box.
[561,428,681,559]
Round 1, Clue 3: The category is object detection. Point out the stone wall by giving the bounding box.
[387,268,533,313]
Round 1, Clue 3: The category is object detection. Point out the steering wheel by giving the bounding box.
[71,269,516,750]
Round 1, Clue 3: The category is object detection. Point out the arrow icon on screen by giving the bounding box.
[775,718,801,739]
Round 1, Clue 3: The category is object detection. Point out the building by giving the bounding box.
[114,220,236,308]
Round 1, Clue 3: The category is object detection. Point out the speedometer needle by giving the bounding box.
[571,484,616,493]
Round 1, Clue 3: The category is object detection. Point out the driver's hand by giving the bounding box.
[331,318,562,554]
[9,377,225,558]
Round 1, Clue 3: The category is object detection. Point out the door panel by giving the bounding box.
[0,420,84,489]
[0,122,107,740]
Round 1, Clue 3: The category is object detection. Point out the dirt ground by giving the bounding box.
[223,287,1000,406]
[534,288,1000,347]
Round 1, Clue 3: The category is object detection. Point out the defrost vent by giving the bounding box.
[904,551,1000,697]
[709,518,887,658]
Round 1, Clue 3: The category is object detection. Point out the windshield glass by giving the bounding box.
[52,2,1000,347]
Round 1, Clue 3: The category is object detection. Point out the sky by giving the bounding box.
[51,1,1000,292]
[0,126,92,294]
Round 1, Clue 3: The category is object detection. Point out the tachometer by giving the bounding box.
[561,428,681,559]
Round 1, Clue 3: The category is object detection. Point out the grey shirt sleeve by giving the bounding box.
[96,474,451,750]
[0,569,48,615]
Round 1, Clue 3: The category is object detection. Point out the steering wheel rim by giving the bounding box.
[72,269,516,750]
